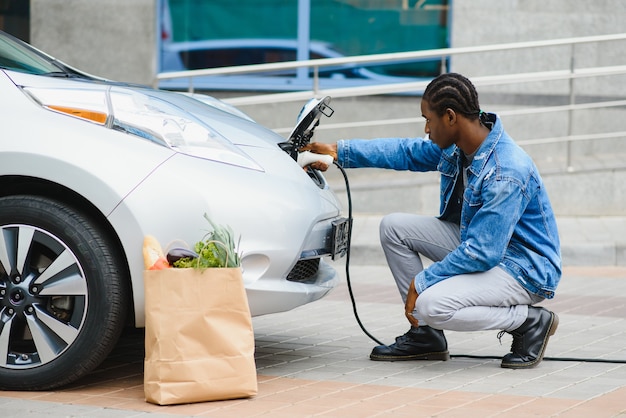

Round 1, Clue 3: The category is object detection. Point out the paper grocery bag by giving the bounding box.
[143,267,257,405]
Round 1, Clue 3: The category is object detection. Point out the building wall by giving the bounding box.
[450,0,626,97]
[30,0,157,85]
[451,0,626,45]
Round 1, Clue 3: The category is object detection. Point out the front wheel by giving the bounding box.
[0,195,129,390]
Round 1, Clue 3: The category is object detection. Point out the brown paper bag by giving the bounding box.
[143,267,257,405]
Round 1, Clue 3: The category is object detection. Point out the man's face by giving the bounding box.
[421,100,455,149]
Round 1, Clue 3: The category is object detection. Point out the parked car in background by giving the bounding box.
[0,30,345,390]
[159,38,421,91]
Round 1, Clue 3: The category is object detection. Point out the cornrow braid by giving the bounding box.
[423,73,481,120]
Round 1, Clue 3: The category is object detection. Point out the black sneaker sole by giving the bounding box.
[370,351,450,362]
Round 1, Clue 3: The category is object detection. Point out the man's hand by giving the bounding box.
[405,279,420,328]
[299,142,338,172]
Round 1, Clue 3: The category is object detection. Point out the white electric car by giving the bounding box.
[0,30,346,390]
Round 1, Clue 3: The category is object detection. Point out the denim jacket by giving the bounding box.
[336,114,561,299]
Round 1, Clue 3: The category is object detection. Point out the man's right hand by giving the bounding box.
[299,142,338,172]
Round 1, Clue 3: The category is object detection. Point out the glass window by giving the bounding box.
[157,0,449,91]
[0,31,62,74]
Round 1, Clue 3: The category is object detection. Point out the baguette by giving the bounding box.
[143,235,166,269]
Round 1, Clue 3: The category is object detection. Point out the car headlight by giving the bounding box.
[22,86,263,171]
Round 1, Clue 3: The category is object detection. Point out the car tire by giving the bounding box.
[0,195,129,390]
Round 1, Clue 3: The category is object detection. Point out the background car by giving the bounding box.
[0,30,345,390]
[158,38,421,91]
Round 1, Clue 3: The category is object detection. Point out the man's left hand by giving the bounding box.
[405,279,419,328]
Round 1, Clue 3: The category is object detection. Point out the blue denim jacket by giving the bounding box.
[336,114,561,299]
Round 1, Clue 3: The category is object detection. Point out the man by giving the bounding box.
[302,72,561,369]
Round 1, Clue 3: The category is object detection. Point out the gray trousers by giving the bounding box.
[379,213,544,333]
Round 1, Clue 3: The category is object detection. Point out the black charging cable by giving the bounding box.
[333,162,626,364]
[335,162,385,346]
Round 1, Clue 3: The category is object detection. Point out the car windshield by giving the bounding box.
[0,31,62,75]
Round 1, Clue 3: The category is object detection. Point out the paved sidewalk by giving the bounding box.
[1,262,625,417]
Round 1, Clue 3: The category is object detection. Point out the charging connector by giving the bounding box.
[297,151,334,168]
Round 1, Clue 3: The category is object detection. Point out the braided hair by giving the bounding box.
[422,73,481,121]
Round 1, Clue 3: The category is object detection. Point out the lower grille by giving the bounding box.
[286,258,320,283]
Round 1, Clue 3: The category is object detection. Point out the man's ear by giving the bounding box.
[446,108,456,125]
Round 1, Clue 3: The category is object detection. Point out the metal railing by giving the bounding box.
[156,33,626,170]
[155,33,626,100]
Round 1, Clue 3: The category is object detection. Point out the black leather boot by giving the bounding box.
[370,326,450,361]
[501,306,559,369]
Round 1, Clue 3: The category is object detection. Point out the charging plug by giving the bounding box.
[297,151,334,168]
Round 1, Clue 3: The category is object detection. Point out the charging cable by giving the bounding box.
[332,162,626,364]
[335,162,385,346]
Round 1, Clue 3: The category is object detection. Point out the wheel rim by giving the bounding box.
[0,224,88,369]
